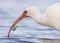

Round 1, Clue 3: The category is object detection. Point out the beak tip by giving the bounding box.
[7,35,9,38]
[7,34,10,38]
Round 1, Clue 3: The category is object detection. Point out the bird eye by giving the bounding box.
[24,11,27,13]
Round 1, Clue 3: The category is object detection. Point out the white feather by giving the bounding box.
[25,3,60,32]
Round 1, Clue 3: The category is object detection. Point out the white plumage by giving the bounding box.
[43,3,60,31]
[8,3,60,38]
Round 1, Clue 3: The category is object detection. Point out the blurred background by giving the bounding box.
[0,0,60,43]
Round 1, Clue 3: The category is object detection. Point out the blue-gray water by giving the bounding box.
[1,18,60,43]
[0,0,60,43]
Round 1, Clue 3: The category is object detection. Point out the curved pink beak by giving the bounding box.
[8,11,27,38]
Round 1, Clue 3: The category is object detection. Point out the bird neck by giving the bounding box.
[31,13,48,26]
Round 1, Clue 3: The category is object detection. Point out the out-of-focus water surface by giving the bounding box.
[0,0,60,43]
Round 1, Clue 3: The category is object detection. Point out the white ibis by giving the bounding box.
[8,3,60,38]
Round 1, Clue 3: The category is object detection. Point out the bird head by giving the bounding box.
[7,7,40,38]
